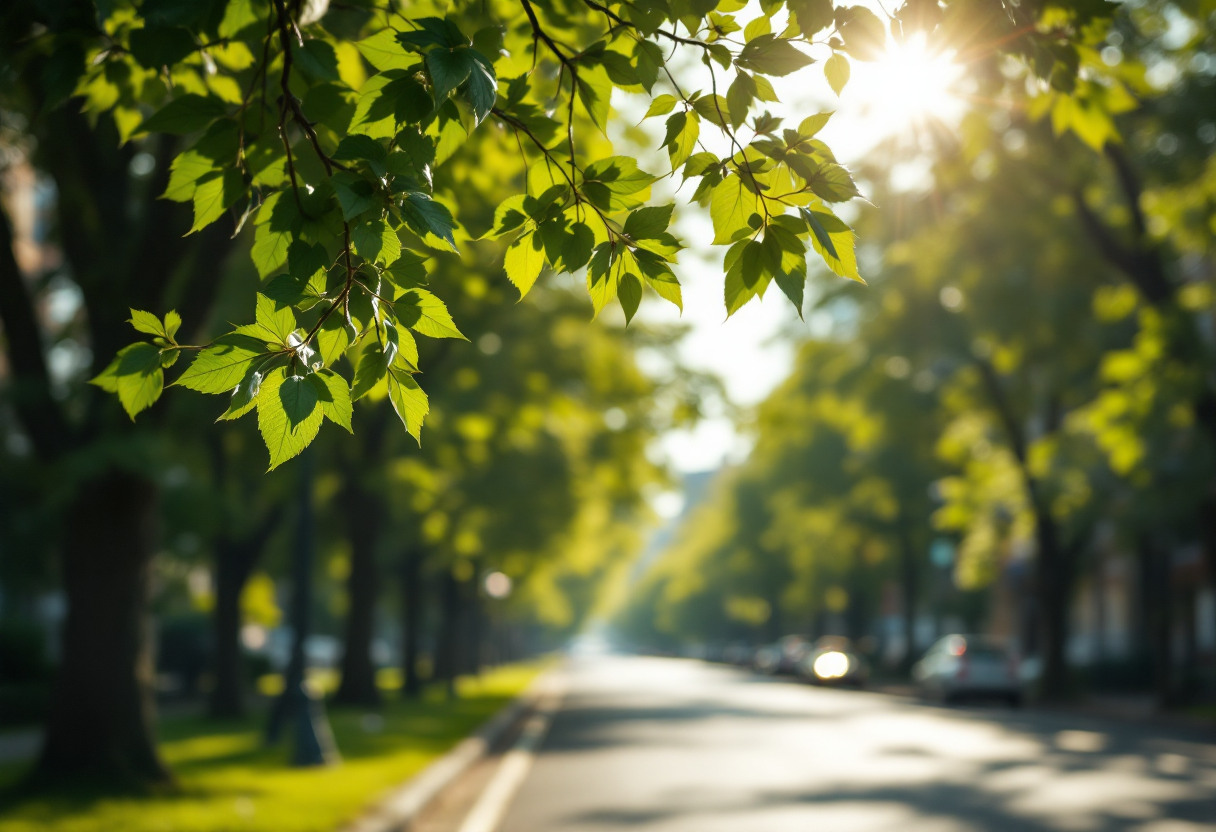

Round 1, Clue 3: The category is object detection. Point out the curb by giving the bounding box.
[341,675,549,832]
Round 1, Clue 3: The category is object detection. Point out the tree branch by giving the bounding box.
[1071,189,1172,305]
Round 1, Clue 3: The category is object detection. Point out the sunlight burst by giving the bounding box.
[857,33,962,134]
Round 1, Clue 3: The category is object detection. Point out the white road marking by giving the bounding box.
[456,678,566,832]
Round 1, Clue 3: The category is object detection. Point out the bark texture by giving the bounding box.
[32,470,169,787]
[0,96,234,786]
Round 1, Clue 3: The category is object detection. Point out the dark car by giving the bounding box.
[754,634,811,675]
[796,636,870,687]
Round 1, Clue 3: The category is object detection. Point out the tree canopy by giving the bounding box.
[3,0,1121,467]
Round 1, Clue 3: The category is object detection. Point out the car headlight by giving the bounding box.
[812,651,850,679]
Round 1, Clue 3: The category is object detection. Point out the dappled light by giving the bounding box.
[1,0,1214,829]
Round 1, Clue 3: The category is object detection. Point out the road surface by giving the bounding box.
[494,655,1216,832]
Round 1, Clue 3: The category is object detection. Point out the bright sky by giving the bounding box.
[615,5,969,474]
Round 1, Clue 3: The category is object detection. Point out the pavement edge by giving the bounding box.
[341,670,555,832]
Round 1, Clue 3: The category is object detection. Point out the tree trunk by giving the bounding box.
[1140,536,1175,709]
[210,542,248,719]
[31,469,171,788]
[1035,509,1074,702]
[434,570,460,698]
[898,525,919,673]
[333,480,384,708]
[401,549,424,698]
[462,580,483,677]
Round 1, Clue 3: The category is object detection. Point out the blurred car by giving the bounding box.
[912,634,1022,706]
[796,636,870,687]
[754,635,810,675]
[722,641,755,666]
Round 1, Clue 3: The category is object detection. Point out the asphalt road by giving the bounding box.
[497,655,1216,832]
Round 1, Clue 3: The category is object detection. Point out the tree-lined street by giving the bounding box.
[499,656,1216,832]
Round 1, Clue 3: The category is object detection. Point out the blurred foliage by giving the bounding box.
[619,0,1216,687]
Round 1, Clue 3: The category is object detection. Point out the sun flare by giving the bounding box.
[857,33,963,134]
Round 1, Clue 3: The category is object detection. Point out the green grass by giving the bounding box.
[0,663,543,832]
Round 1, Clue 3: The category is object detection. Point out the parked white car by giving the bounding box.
[912,634,1022,706]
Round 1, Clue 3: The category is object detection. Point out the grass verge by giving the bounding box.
[0,662,542,832]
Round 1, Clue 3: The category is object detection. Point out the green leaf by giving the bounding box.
[351,218,402,265]
[663,111,700,170]
[723,238,768,316]
[683,152,721,182]
[741,239,768,289]
[352,346,390,401]
[317,314,352,368]
[357,29,417,71]
[128,309,167,338]
[164,150,221,203]
[331,171,379,221]
[257,368,324,470]
[465,50,499,125]
[635,250,683,311]
[219,0,261,37]
[92,343,165,420]
[278,373,320,429]
[735,35,814,77]
[773,263,806,315]
[164,310,182,340]
[643,95,677,119]
[387,366,429,443]
[798,112,834,139]
[798,206,839,260]
[634,41,664,92]
[789,0,834,35]
[400,192,458,251]
[426,48,474,105]
[175,334,266,394]
[351,71,432,137]
[692,95,730,130]
[504,230,546,298]
[744,15,772,42]
[387,129,436,189]
[587,244,636,318]
[216,357,277,422]
[308,369,353,432]
[619,272,643,324]
[238,293,297,345]
[727,72,756,131]
[484,195,533,240]
[574,65,613,134]
[296,40,340,82]
[624,205,674,240]
[141,94,227,134]
[333,135,388,168]
[563,221,596,272]
[383,316,420,370]
[384,250,430,292]
[839,6,887,61]
[397,17,469,50]
[805,208,863,282]
[582,157,655,212]
[753,75,780,103]
[804,162,862,202]
[710,175,762,245]
[190,169,243,234]
[289,240,329,282]
[825,53,850,95]
[395,289,467,339]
